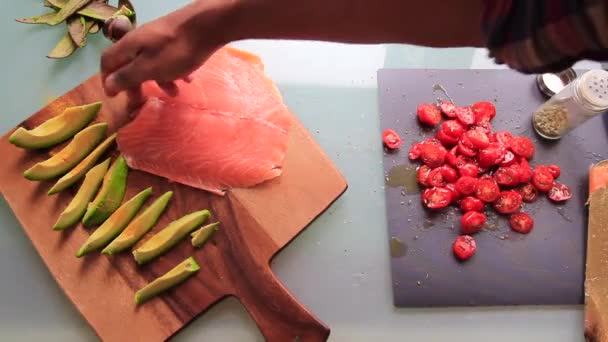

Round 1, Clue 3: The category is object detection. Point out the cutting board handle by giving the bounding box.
[235,264,330,342]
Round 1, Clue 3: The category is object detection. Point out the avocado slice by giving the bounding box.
[191,222,219,248]
[135,256,200,305]
[82,155,128,227]
[132,209,210,265]
[102,191,173,255]
[24,123,107,181]
[8,102,101,149]
[48,133,116,195]
[53,158,110,231]
[76,187,152,257]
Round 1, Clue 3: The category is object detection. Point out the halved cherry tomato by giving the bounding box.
[518,183,539,203]
[421,144,447,168]
[509,136,535,159]
[440,165,459,182]
[494,166,520,187]
[547,165,561,179]
[436,129,459,146]
[493,190,523,214]
[460,196,484,213]
[456,106,475,126]
[464,128,490,149]
[442,120,466,138]
[382,129,402,149]
[428,168,446,187]
[456,176,479,195]
[473,121,493,135]
[445,183,461,202]
[518,159,533,183]
[423,137,442,146]
[493,131,513,146]
[500,151,516,166]
[417,103,442,126]
[408,143,422,160]
[478,143,506,168]
[417,165,432,186]
[459,163,480,178]
[475,178,500,202]
[458,140,478,157]
[453,235,476,260]
[532,167,555,192]
[548,183,573,202]
[509,212,534,234]
[439,101,458,118]
[461,211,487,234]
[454,155,473,169]
[472,101,496,123]
[446,146,459,167]
[422,187,452,209]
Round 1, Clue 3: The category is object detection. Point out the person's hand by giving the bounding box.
[100,0,239,97]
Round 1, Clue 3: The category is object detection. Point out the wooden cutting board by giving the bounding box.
[379,69,606,307]
[0,74,347,341]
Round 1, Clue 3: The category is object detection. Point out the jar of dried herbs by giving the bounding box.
[533,69,608,139]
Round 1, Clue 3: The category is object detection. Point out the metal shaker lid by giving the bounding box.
[579,69,608,109]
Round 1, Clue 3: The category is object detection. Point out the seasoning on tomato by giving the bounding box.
[417,165,432,186]
[509,212,534,234]
[461,211,487,234]
[472,101,497,123]
[493,131,513,145]
[440,165,459,182]
[532,167,555,192]
[478,143,506,168]
[518,183,539,203]
[442,120,465,138]
[474,121,493,135]
[548,183,573,202]
[458,139,478,157]
[464,128,490,149]
[456,176,479,196]
[459,163,479,178]
[382,129,402,149]
[422,187,452,209]
[460,196,484,213]
[453,235,476,261]
[493,190,523,214]
[408,143,422,160]
[439,101,458,118]
[455,106,475,126]
[494,166,520,187]
[454,155,473,169]
[421,144,447,168]
[475,178,500,202]
[428,168,446,187]
[436,129,459,146]
[547,165,561,179]
[509,136,535,159]
[417,103,442,126]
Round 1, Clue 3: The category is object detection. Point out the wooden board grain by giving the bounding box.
[0,74,347,341]
[378,69,607,307]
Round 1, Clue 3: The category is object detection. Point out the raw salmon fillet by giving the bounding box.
[117,47,292,195]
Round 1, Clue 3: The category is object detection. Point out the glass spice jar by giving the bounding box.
[532,69,608,140]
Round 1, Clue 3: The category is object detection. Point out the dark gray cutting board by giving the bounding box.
[379,69,608,307]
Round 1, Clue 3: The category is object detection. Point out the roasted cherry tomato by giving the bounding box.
[456,106,475,126]
[548,183,573,202]
[464,128,490,149]
[459,163,480,178]
[445,183,461,202]
[453,235,476,260]
[509,212,534,234]
[494,166,520,187]
[428,168,446,187]
[475,178,500,202]
[509,136,535,159]
[440,165,459,182]
[547,165,561,179]
[408,142,422,160]
[442,120,466,138]
[436,129,459,146]
[461,211,487,234]
[460,196,485,213]
[471,101,497,123]
[456,176,479,196]
[518,183,539,203]
[382,129,402,149]
[493,190,523,214]
[417,165,432,186]
[532,167,555,192]
[417,103,442,126]
[421,144,447,168]
[478,143,506,168]
[500,151,516,166]
[439,101,458,118]
[422,187,452,209]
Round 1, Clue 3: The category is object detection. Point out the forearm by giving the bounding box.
[224,0,485,47]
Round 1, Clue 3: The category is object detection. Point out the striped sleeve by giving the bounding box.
[482,0,608,73]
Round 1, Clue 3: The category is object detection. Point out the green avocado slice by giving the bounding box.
[102,191,173,255]
[48,133,116,195]
[8,102,101,149]
[82,155,128,227]
[24,123,107,181]
[191,222,219,248]
[53,158,110,231]
[76,187,152,257]
[135,256,200,305]
[132,209,210,265]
